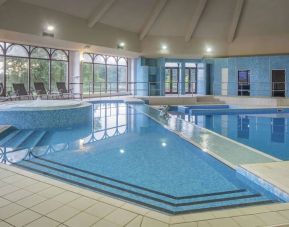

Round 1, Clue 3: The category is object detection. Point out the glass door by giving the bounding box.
[185,67,197,94]
[272,70,285,97]
[165,67,178,94]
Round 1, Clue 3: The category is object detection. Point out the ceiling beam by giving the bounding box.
[139,0,168,40]
[185,0,207,42]
[88,0,116,28]
[227,0,245,42]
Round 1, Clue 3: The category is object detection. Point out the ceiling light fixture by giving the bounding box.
[206,47,212,53]
[47,25,55,32]
[117,42,125,49]
[161,44,168,50]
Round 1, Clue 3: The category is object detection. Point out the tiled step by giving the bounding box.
[0,130,22,146]
[15,158,276,214]
[3,130,35,148]
[19,131,48,148]
[26,157,253,202]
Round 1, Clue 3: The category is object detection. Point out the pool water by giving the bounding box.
[0,103,282,214]
[171,110,289,160]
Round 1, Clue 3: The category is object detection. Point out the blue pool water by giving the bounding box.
[0,102,282,214]
[170,108,289,161]
[172,109,289,160]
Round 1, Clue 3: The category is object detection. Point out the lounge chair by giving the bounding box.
[56,82,82,100]
[34,82,59,100]
[0,83,10,102]
[12,83,34,100]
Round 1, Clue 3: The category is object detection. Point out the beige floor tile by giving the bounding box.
[121,203,150,215]
[145,211,170,223]
[92,219,121,227]
[0,185,20,196]
[64,212,99,227]
[52,191,81,204]
[6,209,41,227]
[30,199,63,215]
[11,178,38,188]
[169,215,185,224]
[25,216,60,227]
[100,196,126,207]
[182,212,214,222]
[0,197,11,208]
[1,174,26,184]
[47,205,80,222]
[212,208,243,218]
[0,171,15,179]
[16,194,47,208]
[208,217,239,227]
[233,214,265,227]
[37,186,65,198]
[255,212,289,225]
[0,221,13,227]
[125,216,143,227]
[197,221,211,227]
[141,217,168,227]
[171,222,198,227]
[104,208,138,226]
[24,182,51,193]
[3,189,33,202]
[279,210,289,220]
[0,203,25,219]
[67,196,96,211]
[85,201,117,218]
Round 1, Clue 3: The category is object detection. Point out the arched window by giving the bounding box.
[83,53,93,63]
[31,48,49,59]
[94,55,105,64]
[107,57,117,65]
[118,58,127,66]
[51,50,68,61]
[6,44,28,57]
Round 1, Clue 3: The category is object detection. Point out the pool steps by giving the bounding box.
[15,156,277,214]
[0,128,49,149]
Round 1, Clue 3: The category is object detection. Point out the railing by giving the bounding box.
[85,81,197,98]
[213,81,286,97]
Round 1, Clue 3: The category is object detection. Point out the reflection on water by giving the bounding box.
[0,103,131,164]
[186,113,289,160]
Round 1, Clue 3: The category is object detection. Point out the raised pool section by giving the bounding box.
[0,100,92,129]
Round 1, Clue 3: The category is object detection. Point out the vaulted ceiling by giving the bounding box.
[1,0,289,57]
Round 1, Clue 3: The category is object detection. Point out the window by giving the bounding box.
[238,70,250,96]
[0,41,70,95]
[185,63,197,94]
[82,54,93,94]
[82,53,128,94]
[6,57,29,92]
[165,63,179,94]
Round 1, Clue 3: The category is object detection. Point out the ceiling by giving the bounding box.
[17,0,289,39]
[2,0,289,57]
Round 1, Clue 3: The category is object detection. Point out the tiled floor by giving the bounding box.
[0,164,289,227]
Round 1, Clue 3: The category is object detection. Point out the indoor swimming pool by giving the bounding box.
[171,107,289,160]
[0,102,282,214]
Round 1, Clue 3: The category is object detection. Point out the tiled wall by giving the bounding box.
[207,55,289,97]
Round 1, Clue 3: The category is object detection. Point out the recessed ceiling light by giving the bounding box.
[120,149,125,154]
[206,47,212,53]
[161,44,168,50]
[161,142,167,147]
[47,25,55,32]
[119,42,125,47]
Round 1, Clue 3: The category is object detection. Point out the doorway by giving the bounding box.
[165,67,178,94]
[272,70,285,97]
